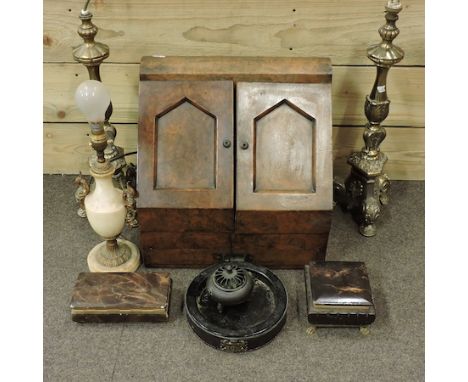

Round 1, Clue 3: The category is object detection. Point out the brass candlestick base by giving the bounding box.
[334,152,390,237]
[335,0,403,237]
[87,238,140,272]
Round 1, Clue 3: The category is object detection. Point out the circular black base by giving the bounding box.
[185,262,287,352]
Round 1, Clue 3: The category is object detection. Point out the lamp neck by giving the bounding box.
[89,122,113,173]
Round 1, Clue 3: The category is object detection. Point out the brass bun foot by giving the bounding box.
[87,238,140,272]
[360,326,370,336]
[306,326,317,336]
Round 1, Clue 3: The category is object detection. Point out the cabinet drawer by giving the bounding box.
[139,208,233,233]
[232,233,328,268]
[235,210,332,234]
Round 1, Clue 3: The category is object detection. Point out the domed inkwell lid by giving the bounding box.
[206,263,254,311]
[185,258,287,353]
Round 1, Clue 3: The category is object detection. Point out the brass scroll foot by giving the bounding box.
[334,155,390,238]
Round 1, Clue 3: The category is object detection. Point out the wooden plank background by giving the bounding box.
[43,0,424,179]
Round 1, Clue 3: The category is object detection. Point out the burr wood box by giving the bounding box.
[70,272,172,323]
[138,56,333,268]
[305,261,376,326]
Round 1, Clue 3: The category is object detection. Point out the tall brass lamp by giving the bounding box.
[335,0,404,237]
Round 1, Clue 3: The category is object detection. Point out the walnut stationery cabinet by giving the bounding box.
[137,56,333,268]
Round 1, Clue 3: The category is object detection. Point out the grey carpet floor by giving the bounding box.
[44,175,424,382]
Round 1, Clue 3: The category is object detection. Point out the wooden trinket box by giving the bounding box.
[70,272,172,323]
[304,261,376,327]
[138,56,333,268]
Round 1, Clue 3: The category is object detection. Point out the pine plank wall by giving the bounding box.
[43,0,424,180]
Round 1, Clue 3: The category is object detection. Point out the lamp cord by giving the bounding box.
[110,151,137,162]
[83,0,91,12]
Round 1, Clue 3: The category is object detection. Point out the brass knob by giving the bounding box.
[241,142,249,150]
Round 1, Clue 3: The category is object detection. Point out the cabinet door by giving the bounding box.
[138,81,233,208]
[236,82,332,211]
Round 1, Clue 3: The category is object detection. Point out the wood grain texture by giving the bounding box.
[139,208,233,233]
[236,82,332,210]
[43,0,424,180]
[44,63,424,127]
[138,80,233,209]
[43,123,424,180]
[254,102,315,192]
[155,101,217,189]
[141,248,223,268]
[140,56,332,83]
[140,231,329,268]
[232,233,328,268]
[140,232,231,250]
[43,0,424,65]
[236,211,332,234]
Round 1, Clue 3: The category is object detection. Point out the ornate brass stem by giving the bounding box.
[98,239,131,267]
[334,0,404,237]
[72,1,138,227]
[89,122,112,172]
[73,1,127,178]
[72,7,109,81]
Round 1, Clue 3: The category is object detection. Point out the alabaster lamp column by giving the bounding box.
[75,80,140,272]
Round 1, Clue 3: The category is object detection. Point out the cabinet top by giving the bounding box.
[140,56,332,83]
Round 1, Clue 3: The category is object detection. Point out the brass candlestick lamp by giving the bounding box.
[73,0,136,221]
[334,0,404,237]
[75,80,140,272]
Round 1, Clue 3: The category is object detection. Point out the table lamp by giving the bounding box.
[72,0,132,219]
[75,80,140,272]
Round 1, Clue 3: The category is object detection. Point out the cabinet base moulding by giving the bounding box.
[139,209,331,268]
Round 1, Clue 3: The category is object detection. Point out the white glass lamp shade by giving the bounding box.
[74,80,111,123]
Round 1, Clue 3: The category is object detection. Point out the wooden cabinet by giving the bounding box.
[138,57,333,268]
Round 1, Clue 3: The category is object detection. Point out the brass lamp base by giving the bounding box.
[87,238,140,272]
[334,152,390,237]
